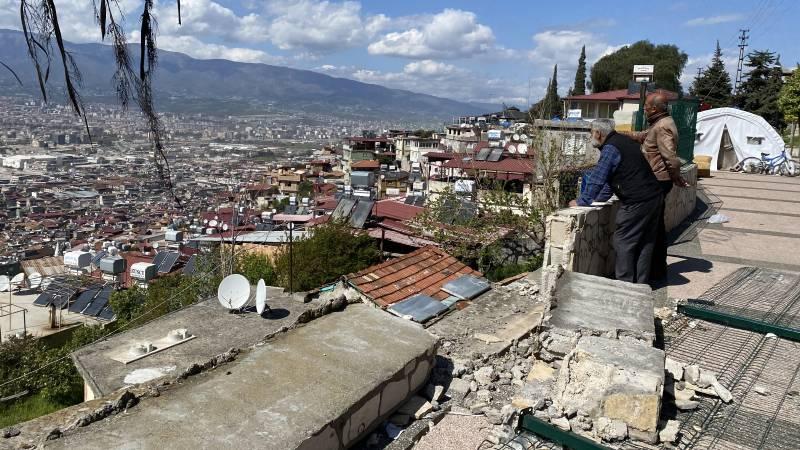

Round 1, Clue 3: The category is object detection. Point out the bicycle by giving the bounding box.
[739,148,799,177]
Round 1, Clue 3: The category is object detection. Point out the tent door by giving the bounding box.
[718,126,738,170]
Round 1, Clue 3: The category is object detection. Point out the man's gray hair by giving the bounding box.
[591,118,615,136]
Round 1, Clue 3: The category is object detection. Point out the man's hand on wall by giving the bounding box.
[568,200,578,207]
[673,176,690,188]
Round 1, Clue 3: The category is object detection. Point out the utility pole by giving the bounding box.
[288,222,293,295]
[696,67,704,78]
[734,29,750,95]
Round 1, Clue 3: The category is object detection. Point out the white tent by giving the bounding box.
[694,107,784,171]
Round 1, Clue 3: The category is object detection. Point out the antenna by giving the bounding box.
[29,272,42,289]
[256,279,268,315]
[0,275,9,292]
[217,274,250,310]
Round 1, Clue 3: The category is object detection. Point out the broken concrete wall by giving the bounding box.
[516,270,665,444]
[543,163,697,277]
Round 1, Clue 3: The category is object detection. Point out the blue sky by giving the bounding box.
[1,0,797,107]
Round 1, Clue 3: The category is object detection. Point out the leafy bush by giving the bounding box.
[235,251,277,285]
[273,221,381,291]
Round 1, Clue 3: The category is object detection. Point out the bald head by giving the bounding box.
[645,93,668,113]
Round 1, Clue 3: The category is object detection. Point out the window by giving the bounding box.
[746,136,765,145]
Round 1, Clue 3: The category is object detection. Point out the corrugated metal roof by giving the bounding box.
[347,246,482,307]
[20,256,65,277]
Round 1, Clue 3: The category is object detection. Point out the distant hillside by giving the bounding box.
[0,29,496,121]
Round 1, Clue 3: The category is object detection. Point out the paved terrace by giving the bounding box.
[667,171,800,299]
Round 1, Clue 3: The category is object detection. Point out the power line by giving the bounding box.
[734,29,750,95]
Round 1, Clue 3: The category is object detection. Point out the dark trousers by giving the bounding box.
[614,195,663,284]
[651,181,673,280]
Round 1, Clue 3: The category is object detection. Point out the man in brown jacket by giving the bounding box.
[626,93,688,281]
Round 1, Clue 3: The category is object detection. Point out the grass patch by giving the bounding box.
[0,392,78,428]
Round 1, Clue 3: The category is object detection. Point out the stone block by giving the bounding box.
[551,416,571,431]
[526,361,556,382]
[409,359,431,392]
[424,384,444,402]
[398,395,433,420]
[596,416,627,442]
[474,366,496,386]
[602,394,660,435]
[511,380,551,410]
[665,357,684,381]
[446,378,471,402]
[659,420,680,444]
[380,378,409,415]
[346,394,380,444]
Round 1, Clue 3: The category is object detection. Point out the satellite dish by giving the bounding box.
[508,145,517,154]
[109,246,119,256]
[217,274,250,310]
[29,272,42,289]
[152,242,159,250]
[513,133,520,141]
[10,273,24,288]
[40,277,53,291]
[203,219,208,225]
[0,275,9,292]
[520,134,528,141]
[222,223,229,232]
[256,279,267,315]
[209,219,218,228]
[518,143,529,154]
[214,215,219,220]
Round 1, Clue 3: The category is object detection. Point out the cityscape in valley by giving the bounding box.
[1,1,800,449]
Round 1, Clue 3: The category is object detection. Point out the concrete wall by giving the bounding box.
[543,164,697,277]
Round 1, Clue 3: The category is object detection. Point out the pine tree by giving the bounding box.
[735,50,785,130]
[690,41,732,108]
[573,45,587,96]
[528,65,562,119]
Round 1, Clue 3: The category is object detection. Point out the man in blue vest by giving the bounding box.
[569,119,663,284]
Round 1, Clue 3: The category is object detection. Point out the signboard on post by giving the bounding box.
[567,109,582,119]
[633,64,654,75]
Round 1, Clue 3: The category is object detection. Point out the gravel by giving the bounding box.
[414,413,492,450]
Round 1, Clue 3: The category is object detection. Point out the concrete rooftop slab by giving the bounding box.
[546,271,655,339]
[48,304,438,450]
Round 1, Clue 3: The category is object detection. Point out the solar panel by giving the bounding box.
[475,147,492,161]
[51,288,78,309]
[441,275,490,300]
[487,147,504,162]
[349,200,374,229]
[97,305,116,321]
[284,205,297,215]
[182,255,197,276]
[33,293,52,307]
[70,288,100,313]
[152,251,168,269]
[91,251,107,265]
[331,198,356,220]
[83,286,113,316]
[158,252,180,273]
[388,294,449,323]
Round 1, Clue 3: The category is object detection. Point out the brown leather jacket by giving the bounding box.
[628,114,681,182]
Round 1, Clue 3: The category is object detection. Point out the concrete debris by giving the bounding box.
[390,413,413,426]
[398,395,434,420]
[675,399,700,410]
[470,380,479,393]
[484,408,503,425]
[550,416,571,431]
[696,370,717,389]
[684,381,718,397]
[526,360,556,382]
[424,384,444,402]
[659,420,681,444]
[711,380,733,403]
[754,385,771,396]
[474,366,497,386]
[474,333,503,344]
[511,380,550,410]
[469,402,490,414]
[476,389,493,403]
[665,357,684,381]
[684,364,700,385]
[596,417,628,442]
[446,378,472,401]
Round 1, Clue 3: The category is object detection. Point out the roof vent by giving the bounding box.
[128,342,155,357]
[167,328,192,343]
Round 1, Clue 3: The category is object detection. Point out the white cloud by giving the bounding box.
[155,0,269,43]
[367,9,504,59]
[680,47,738,89]
[265,0,369,51]
[685,14,743,26]
[144,34,284,64]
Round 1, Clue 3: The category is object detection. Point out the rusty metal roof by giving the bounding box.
[20,256,65,277]
[347,246,481,307]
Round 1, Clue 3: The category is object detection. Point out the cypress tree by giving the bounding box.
[573,45,587,96]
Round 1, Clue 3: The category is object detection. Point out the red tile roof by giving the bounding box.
[373,199,424,221]
[441,156,534,174]
[351,160,381,170]
[347,246,482,307]
[565,88,678,101]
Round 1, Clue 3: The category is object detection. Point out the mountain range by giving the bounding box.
[0,29,495,122]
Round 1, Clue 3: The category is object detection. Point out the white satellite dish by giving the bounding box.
[214,215,219,220]
[217,274,250,310]
[10,273,24,288]
[209,219,218,228]
[256,279,267,315]
[520,134,528,141]
[513,133,520,141]
[152,242,160,250]
[518,143,529,154]
[508,145,517,154]
[222,223,229,232]
[0,275,9,292]
[40,277,53,291]
[29,272,42,289]
[203,219,208,225]
[109,246,119,256]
